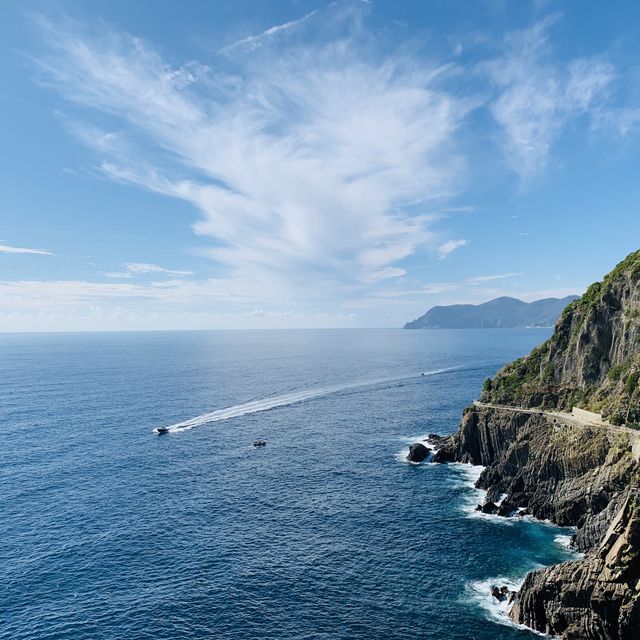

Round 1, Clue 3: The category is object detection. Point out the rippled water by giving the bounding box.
[1,329,577,639]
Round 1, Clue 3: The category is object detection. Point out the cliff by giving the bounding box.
[481,251,640,426]
[436,250,640,639]
[404,295,577,329]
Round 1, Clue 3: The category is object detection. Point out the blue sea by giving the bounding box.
[1,329,578,640]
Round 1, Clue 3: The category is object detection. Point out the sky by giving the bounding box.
[1,0,640,331]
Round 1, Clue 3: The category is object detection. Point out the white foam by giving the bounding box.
[554,534,572,550]
[496,493,508,506]
[553,534,584,558]
[159,367,459,433]
[467,573,553,637]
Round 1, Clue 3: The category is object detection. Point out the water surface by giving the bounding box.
[1,329,575,639]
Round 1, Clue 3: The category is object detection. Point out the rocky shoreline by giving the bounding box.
[407,404,639,638]
[411,251,640,639]
[427,405,639,638]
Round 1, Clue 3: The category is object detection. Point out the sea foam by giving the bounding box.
[466,573,552,637]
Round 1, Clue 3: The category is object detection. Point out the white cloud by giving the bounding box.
[220,9,321,54]
[437,238,467,259]
[466,272,521,284]
[347,271,522,307]
[593,107,640,137]
[34,10,470,306]
[0,243,52,255]
[0,277,363,331]
[483,16,615,178]
[104,262,194,278]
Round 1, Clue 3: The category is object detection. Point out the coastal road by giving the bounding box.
[473,401,640,460]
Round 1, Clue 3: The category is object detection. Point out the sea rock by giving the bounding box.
[491,586,512,603]
[406,442,430,463]
[477,499,498,514]
[491,586,504,601]
[497,500,518,517]
[432,446,456,463]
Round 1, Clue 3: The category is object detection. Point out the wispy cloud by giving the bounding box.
[220,9,320,54]
[482,16,615,178]
[593,107,640,137]
[467,272,521,284]
[437,238,467,259]
[104,262,194,278]
[347,271,522,306]
[34,8,470,304]
[22,8,624,331]
[0,243,52,255]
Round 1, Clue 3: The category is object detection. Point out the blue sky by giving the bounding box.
[1,0,640,331]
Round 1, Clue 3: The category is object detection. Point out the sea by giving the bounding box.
[1,328,580,640]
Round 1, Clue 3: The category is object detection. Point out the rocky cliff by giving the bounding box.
[481,251,640,426]
[435,251,640,639]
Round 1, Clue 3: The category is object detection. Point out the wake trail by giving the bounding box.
[159,366,465,433]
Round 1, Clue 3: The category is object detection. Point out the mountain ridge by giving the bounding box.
[404,295,578,329]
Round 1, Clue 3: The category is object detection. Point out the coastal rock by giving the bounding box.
[491,586,504,601]
[490,585,513,603]
[431,445,456,463]
[480,250,640,426]
[438,251,640,639]
[509,490,640,639]
[497,500,517,517]
[444,407,636,526]
[426,433,448,447]
[406,442,430,463]
[477,499,498,514]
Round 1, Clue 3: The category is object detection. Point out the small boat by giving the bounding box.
[253,439,267,447]
[156,427,170,435]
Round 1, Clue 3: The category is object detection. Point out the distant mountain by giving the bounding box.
[403,295,579,329]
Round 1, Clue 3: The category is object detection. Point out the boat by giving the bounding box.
[156,427,170,435]
[253,439,267,447]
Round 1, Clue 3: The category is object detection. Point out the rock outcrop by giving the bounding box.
[510,490,640,639]
[435,251,640,639]
[406,442,430,463]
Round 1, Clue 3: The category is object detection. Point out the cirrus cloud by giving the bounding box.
[0,243,52,255]
[33,6,470,305]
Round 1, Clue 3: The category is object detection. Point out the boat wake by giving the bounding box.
[157,367,460,433]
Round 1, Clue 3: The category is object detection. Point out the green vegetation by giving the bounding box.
[609,364,625,381]
[602,249,640,283]
[483,249,640,420]
[625,371,640,395]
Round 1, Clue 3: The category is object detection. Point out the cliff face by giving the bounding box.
[442,408,636,535]
[438,251,640,639]
[511,491,640,640]
[481,251,640,426]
